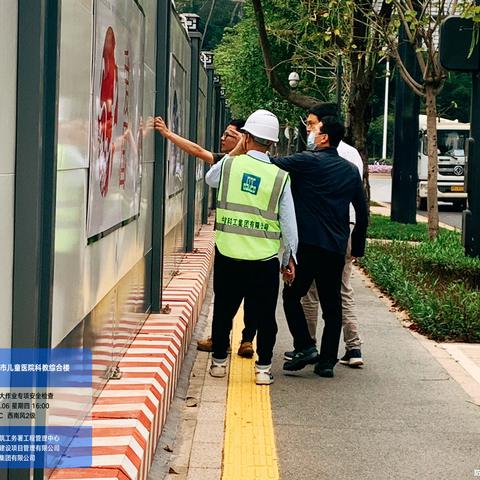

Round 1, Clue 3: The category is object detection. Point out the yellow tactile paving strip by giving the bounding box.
[222,307,280,480]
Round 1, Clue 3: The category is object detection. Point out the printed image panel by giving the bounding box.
[167,54,188,198]
[87,0,145,240]
[196,86,207,181]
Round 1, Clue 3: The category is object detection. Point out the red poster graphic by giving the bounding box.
[97,26,118,197]
[87,0,145,240]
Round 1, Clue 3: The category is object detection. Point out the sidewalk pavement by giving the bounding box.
[272,267,480,479]
[158,263,480,479]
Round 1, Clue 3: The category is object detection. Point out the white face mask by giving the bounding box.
[306,130,317,150]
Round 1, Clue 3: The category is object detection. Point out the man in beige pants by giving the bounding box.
[283,103,364,367]
[301,223,363,367]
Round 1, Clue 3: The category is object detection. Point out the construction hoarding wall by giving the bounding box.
[0,1,17,350]
[52,0,156,392]
[163,12,191,286]
[51,0,211,386]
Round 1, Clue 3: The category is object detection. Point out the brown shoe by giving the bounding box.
[197,337,231,353]
[197,337,212,352]
[237,341,254,359]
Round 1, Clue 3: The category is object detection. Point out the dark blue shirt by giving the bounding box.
[271,147,368,257]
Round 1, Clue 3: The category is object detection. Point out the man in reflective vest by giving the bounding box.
[155,116,259,358]
[205,109,298,385]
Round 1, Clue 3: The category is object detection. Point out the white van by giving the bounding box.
[417,114,469,210]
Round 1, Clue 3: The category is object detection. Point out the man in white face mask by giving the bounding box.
[284,102,366,369]
[268,115,368,377]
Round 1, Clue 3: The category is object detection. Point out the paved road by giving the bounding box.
[370,174,462,229]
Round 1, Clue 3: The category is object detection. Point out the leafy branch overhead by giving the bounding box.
[213,0,475,223]
[218,0,396,204]
[214,1,335,123]
[360,0,476,239]
[251,0,319,109]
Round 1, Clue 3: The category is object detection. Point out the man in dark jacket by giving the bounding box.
[270,116,368,378]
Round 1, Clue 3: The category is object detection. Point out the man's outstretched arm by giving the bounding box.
[154,116,214,164]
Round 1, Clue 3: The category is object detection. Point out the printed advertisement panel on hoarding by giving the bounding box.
[196,86,206,181]
[167,54,188,198]
[87,0,145,240]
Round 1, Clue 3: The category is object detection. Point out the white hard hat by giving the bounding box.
[243,109,279,142]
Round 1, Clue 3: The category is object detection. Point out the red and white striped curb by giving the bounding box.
[51,224,215,480]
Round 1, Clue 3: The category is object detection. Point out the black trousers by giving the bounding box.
[211,248,279,365]
[282,243,345,368]
[242,298,257,342]
[211,297,256,343]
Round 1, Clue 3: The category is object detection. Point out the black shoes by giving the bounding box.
[314,364,334,378]
[339,348,364,367]
[283,347,319,371]
[283,350,296,361]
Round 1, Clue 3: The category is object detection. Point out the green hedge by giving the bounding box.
[367,214,451,242]
[416,232,480,289]
[360,233,480,342]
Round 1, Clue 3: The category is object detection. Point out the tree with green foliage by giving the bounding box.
[364,0,475,239]
[247,0,392,201]
[214,3,333,126]
[214,16,302,124]
[437,72,471,123]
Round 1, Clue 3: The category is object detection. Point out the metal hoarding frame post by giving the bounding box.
[184,14,202,252]
[152,0,172,312]
[12,1,61,478]
[391,25,419,224]
[202,52,215,224]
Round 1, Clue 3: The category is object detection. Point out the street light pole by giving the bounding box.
[464,0,480,257]
[201,51,214,224]
[381,59,390,161]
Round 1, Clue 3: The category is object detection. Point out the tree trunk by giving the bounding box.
[425,84,439,239]
[345,67,375,206]
[343,0,380,207]
[346,81,371,203]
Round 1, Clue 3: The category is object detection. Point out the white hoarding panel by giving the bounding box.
[87,0,145,240]
[0,1,18,175]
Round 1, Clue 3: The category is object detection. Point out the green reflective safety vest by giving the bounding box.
[216,154,288,260]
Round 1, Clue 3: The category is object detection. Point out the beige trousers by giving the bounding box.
[301,226,361,350]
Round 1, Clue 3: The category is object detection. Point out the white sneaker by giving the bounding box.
[209,357,227,378]
[255,364,274,385]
